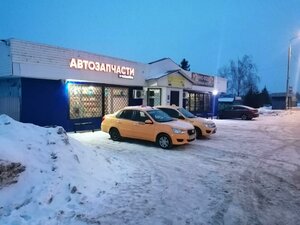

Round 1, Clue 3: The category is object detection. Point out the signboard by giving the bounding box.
[69,58,135,79]
[168,74,185,88]
[191,72,214,87]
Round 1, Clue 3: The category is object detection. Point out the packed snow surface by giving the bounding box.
[0,110,300,224]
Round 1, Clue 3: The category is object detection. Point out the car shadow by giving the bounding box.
[197,136,211,140]
[110,137,190,151]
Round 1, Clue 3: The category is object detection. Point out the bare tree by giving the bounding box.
[219,55,260,96]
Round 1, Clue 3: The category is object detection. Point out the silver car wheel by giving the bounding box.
[158,134,172,149]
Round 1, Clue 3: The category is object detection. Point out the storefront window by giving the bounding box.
[188,92,211,113]
[68,83,102,119]
[204,93,211,112]
[195,93,202,111]
[147,88,161,106]
[104,87,128,114]
[189,93,195,111]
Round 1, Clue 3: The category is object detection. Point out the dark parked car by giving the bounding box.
[218,105,259,120]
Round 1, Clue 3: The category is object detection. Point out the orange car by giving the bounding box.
[101,106,196,149]
[156,105,217,139]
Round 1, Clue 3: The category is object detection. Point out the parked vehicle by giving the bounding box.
[218,105,259,120]
[156,105,217,139]
[101,106,195,149]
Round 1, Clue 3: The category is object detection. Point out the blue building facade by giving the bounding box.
[0,39,226,131]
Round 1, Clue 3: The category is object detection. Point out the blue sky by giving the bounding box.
[1,0,300,93]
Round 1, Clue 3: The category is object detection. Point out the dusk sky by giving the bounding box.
[1,0,300,93]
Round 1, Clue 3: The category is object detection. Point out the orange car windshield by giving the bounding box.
[178,108,196,118]
[147,110,174,123]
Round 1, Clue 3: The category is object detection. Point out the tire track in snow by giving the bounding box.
[89,149,171,224]
[234,121,300,225]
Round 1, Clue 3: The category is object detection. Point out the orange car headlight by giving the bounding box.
[172,128,185,134]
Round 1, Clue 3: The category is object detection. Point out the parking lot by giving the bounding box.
[70,110,300,225]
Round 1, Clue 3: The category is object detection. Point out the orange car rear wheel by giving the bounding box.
[109,128,122,141]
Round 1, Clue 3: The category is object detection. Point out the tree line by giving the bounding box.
[179,55,273,108]
[218,55,272,108]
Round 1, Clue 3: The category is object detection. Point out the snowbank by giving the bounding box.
[0,115,124,224]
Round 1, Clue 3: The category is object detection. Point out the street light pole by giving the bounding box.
[286,44,291,109]
[286,36,300,109]
[212,89,218,119]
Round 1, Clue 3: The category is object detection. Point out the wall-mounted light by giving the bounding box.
[212,89,218,96]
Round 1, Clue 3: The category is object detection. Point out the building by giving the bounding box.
[271,92,297,109]
[145,58,227,117]
[0,39,226,131]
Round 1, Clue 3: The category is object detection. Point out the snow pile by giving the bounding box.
[0,114,124,225]
[258,106,281,115]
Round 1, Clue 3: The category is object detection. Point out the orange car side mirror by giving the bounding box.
[145,120,153,124]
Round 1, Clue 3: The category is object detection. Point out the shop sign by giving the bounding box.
[168,74,185,88]
[191,73,214,87]
[69,58,135,79]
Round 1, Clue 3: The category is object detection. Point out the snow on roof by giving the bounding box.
[148,57,171,64]
[145,58,191,80]
[218,97,234,102]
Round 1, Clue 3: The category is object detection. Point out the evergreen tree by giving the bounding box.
[296,92,300,103]
[179,58,190,71]
[260,86,271,106]
[244,86,271,108]
[243,87,261,108]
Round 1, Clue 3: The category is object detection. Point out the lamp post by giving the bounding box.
[286,44,291,109]
[286,36,300,109]
[212,89,218,118]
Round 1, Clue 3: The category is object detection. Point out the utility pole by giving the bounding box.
[286,45,291,109]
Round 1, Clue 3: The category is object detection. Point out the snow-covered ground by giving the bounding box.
[1,110,300,224]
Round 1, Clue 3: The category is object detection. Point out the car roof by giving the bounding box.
[122,106,157,111]
[156,105,179,109]
[233,105,255,109]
